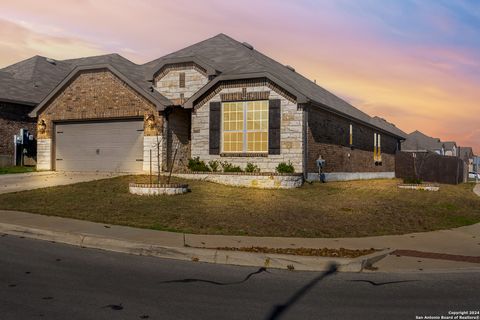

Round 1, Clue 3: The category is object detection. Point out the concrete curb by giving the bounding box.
[0,222,389,272]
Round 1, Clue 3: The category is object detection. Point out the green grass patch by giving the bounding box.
[0,176,479,238]
[0,166,36,175]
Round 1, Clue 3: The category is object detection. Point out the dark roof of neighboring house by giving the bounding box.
[401,130,444,152]
[146,34,406,138]
[443,141,457,151]
[0,56,72,105]
[458,147,474,161]
[4,33,406,138]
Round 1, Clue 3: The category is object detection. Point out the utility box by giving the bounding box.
[316,159,326,169]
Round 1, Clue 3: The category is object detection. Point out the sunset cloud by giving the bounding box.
[0,0,478,152]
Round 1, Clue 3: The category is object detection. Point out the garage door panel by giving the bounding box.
[55,120,144,173]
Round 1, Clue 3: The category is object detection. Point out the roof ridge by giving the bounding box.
[142,33,228,66]
[62,53,122,63]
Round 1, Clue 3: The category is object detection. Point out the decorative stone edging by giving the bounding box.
[129,183,189,196]
[182,171,303,176]
[167,173,303,189]
[398,184,440,191]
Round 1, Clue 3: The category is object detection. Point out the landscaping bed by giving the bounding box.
[0,176,479,238]
[211,247,377,258]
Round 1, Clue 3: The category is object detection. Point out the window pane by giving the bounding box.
[222,101,269,153]
[246,101,268,152]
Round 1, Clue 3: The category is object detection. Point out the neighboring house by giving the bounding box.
[443,141,458,157]
[401,130,445,155]
[0,56,73,166]
[458,147,475,172]
[474,156,480,173]
[7,34,406,180]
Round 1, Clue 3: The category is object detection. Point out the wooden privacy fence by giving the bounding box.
[395,151,465,185]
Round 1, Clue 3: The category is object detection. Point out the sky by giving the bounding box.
[0,0,479,153]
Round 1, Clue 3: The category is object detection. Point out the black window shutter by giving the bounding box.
[209,102,221,155]
[268,99,281,155]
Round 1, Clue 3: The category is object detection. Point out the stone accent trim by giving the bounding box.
[220,90,270,102]
[154,62,207,82]
[37,139,52,171]
[219,153,268,157]
[194,78,296,108]
[143,135,162,173]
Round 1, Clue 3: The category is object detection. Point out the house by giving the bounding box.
[401,130,445,155]
[443,141,458,157]
[6,34,407,181]
[0,56,73,166]
[474,156,480,173]
[458,147,475,172]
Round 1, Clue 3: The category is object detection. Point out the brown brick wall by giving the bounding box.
[0,102,36,156]
[37,69,162,139]
[307,106,398,173]
[307,141,395,173]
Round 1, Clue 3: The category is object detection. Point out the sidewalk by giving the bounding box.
[0,210,479,273]
[0,171,121,194]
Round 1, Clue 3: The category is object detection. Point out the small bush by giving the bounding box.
[245,162,260,173]
[208,160,220,172]
[221,161,243,173]
[403,177,422,184]
[187,157,211,172]
[276,161,295,174]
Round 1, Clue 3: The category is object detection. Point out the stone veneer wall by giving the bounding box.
[191,84,304,173]
[143,136,162,173]
[35,70,163,171]
[37,139,52,170]
[307,106,397,174]
[155,66,208,104]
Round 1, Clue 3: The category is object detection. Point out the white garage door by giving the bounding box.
[55,120,144,173]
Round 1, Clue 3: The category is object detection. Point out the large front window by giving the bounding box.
[222,101,268,153]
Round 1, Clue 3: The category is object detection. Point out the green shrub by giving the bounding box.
[245,162,260,173]
[221,161,243,173]
[403,177,423,184]
[276,161,295,174]
[208,160,220,172]
[187,157,211,172]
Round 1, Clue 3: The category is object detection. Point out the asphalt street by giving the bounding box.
[0,235,478,320]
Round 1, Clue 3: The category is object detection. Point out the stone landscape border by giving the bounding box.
[397,184,440,191]
[129,183,189,195]
[168,172,304,189]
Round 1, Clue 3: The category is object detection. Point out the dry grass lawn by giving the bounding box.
[0,176,479,238]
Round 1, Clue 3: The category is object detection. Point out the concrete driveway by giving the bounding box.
[0,171,122,194]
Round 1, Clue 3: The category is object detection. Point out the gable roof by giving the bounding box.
[443,141,457,151]
[458,147,474,161]
[402,130,444,152]
[28,54,172,117]
[146,33,405,138]
[4,33,407,138]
